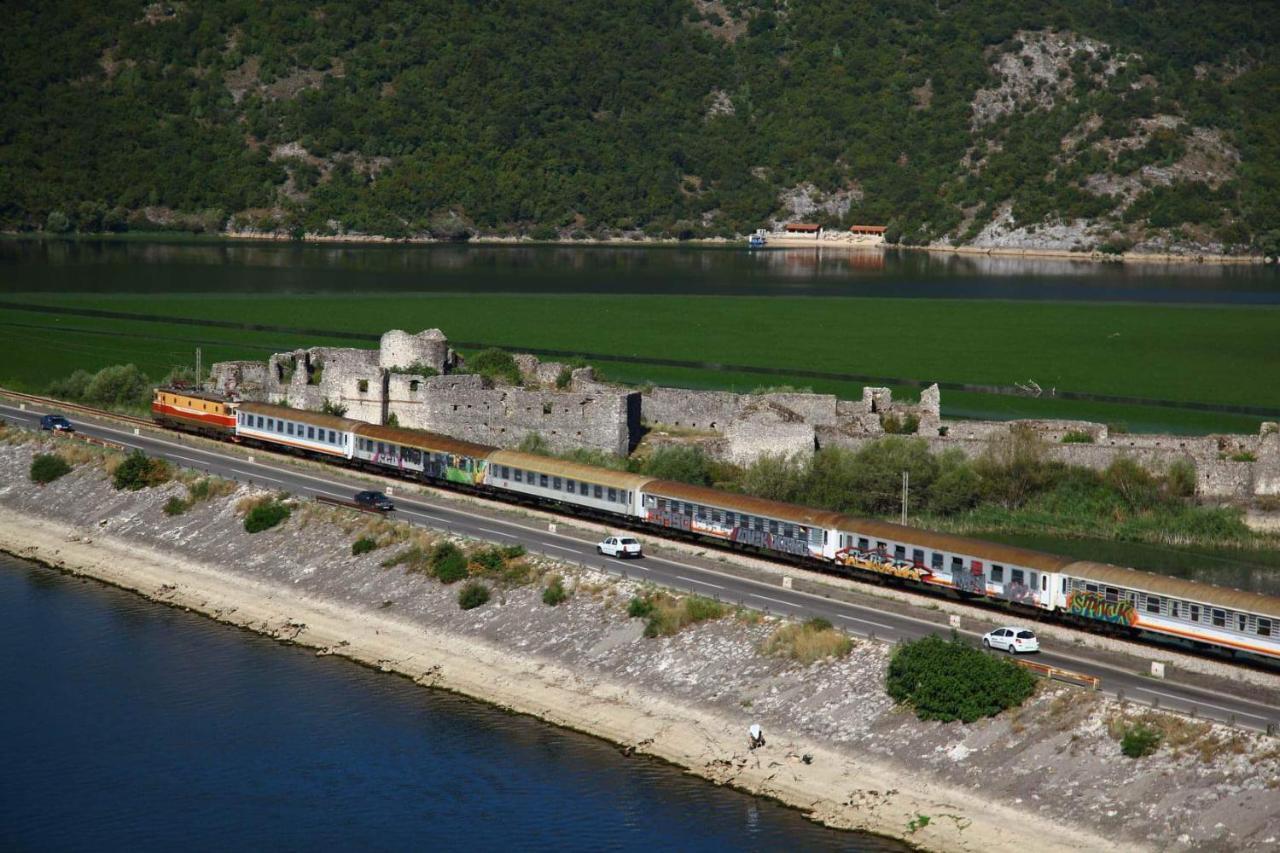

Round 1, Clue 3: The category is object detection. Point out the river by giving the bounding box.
[0,555,901,851]
[3,237,1278,302]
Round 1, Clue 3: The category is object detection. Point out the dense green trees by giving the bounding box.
[2,1,1273,247]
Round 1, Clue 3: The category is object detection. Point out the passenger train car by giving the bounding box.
[150,387,1280,663]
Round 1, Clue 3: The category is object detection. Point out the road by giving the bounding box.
[4,399,1279,733]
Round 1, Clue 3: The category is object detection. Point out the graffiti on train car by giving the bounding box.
[730,526,812,557]
[1002,581,1038,606]
[835,548,930,582]
[1067,591,1138,626]
[647,510,694,533]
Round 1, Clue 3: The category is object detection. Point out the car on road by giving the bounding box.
[353,490,395,512]
[40,414,74,433]
[982,626,1040,654]
[597,535,642,558]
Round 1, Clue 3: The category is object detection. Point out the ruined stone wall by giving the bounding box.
[642,387,739,430]
[208,360,268,398]
[413,376,637,455]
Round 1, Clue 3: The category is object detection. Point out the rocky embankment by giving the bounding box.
[1,435,1278,852]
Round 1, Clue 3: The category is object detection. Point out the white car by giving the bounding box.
[982,626,1040,654]
[597,535,643,558]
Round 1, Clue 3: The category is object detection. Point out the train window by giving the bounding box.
[769,520,779,534]
[991,564,1004,582]
[912,549,924,565]
[540,474,549,488]
[876,541,887,552]
[1189,604,1200,622]
[698,506,708,520]
[257,416,264,428]
[950,557,963,572]
[1104,587,1118,603]
[894,545,905,559]
[1146,596,1161,614]
[514,469,522,482]
[1085,583,1098,593]
[1171,601,1180,618]
[594,485,603,499]
[553,477,562,491]
[287,422,294,435]
[307,427,315,439]
[1012,568,1025,585]
[1212,609,1226,628]
[931,552,943,570]
[1260,619,1272,637]
[1238,614,1247,632]
[329,431,337,444]
[608,488,618,502]
[858,538,869,551]
[1041,575,1048,591]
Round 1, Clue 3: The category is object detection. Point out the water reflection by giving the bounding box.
[3,238,1276,301]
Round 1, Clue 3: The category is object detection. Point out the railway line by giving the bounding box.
[2,389,1279,733]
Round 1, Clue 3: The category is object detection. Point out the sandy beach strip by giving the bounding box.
[0,506,1129,853]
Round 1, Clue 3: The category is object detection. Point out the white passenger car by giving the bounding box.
[982,626,1040,654]
[598,536,643,558]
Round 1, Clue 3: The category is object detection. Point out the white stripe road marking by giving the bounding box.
[612,559,648,571]
[837,613,896,632]
[402,510,449,523]
[476,527,511,537]
[1135,687,1271,722]
[677,575,724,590]
[545,544,578,553]
[749,593,794,608]
[230,470,282,484]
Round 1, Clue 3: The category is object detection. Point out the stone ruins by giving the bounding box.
[210,328,1279,500]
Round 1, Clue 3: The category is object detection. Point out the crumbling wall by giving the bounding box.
[207,360,268,398]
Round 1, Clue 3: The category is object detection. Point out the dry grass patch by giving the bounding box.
[762,617,853,665]
[629,592,726,637]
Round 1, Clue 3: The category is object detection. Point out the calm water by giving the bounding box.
[3,237,1278,302]
[0,555,899,852]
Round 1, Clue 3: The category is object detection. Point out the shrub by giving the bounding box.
[466,348,523,386]
[163,495,191,515]
[244,500,291,533]
[640,445,715,487]
[1121,723,1163,758]
[112,451,171,491]
[30,453,72,484]
[762,618,853,665]
[352,536,377,555]
[1230,452,1257,462]
[501,544,527,559]
[636,593,726,637]
[430,541,469,583]
[458,581,490,610]
[320,399,348,417]
[542,575,568,606]
[1166,458,1197,498]
[886,634,1037,723]
[469,546,507,573]
[1061,430,1094,444]
[627,596,655,618]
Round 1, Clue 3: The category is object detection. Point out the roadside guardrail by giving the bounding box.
[1016,658,1101,691]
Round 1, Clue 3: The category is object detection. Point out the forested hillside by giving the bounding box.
[2,1,1276,253]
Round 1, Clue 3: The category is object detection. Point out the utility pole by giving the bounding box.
[195,347,202,391]
[901,470,909,525]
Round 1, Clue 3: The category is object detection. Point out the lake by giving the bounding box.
[0,554,901,852]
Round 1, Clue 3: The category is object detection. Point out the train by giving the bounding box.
[152,387,1280,663]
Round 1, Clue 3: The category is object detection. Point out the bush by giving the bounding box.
[352,536,377,555]
[762,618,853,665]
[112,450,171,491]
[542,575,568,606]
[469,546,507,573]
[1061,430,1094,444]
[458,581,490,610]
[1121,723,1163,758]
[627,596,655,619]
[886,634,1037,723]
[637,593,726,638]
[466,348,522,386]
[30,453,72,484]
[244,499,291,533]
[501,544,527,559]
[1166,459,1197,498]
[163,495,191,515]
[430,541,469,583]
[640,445,715,487]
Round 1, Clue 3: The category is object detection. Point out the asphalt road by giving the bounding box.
[5,400,1279,733]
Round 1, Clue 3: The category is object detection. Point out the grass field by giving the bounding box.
[4,293,1277,434]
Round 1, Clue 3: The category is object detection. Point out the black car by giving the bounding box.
[353,490,395,511]
[40,414,74,432]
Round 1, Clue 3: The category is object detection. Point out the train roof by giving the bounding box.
[831,516,1077,572]
[237,401,365,432]
[488,450,655,491]
[1063,560,1280,620]
[355,423,497,459]
[155,386,234,404]
[642,479,847,529]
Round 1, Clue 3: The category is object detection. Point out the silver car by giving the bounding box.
[982,626,1040,654]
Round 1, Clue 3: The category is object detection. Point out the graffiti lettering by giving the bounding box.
[647,511,693,532]
[730,527,812,557]
[835,548,929,582]
[953,569,985,595]
[1002,581,1038,606]
[1067,591,1137,626]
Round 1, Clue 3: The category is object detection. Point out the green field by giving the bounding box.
[4,293,1277,434]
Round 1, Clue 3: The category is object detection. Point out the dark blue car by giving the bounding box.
[40,414,74,432]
